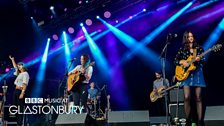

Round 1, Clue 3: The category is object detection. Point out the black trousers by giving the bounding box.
[72,83,88,106]
[13,89,25,126]
[153,97,166,116]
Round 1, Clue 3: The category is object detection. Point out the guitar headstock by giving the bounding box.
[176,82,182,87]
[211,44,222,52]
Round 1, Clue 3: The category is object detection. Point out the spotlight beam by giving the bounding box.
[203,18,224,51]
[81,26,110,78]
[63,31,71,65]
[98,18,161,69]
[32,38,51,97]
[121,1,193,65]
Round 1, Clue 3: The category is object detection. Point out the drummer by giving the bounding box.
[87,82,98,104]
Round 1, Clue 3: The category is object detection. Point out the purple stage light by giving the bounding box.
[85,19,92,26]
[64,8,67,12]
[68,27,74,34]
[52,34,58,40]
[97,29,102,32]
[104,11,111,18]
[5,68,10,73]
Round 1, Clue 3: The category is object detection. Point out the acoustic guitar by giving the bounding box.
[67,62,95,92]
[175,44,222,81]
[150,82,181,102]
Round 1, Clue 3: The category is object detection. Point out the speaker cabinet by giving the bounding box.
[169,103,185,120]
[108,111,149,126]
[55,113,87,126]
[169,88,184,103]
[205,106,224,126]
[149,116,170,124]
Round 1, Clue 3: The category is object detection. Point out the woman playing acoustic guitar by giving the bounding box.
[68,54,93,110]
[174,31,206,126]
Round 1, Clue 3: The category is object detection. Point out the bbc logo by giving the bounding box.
[25,98,43,104]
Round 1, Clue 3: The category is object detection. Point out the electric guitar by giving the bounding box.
[150,82,181,102]
[175,44,222,81]
[67,62,95,92]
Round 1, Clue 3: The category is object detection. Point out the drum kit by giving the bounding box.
[87,94,105,120]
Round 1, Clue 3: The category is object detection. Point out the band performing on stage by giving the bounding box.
[0,0,224,126]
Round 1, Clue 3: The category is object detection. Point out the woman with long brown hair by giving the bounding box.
[174,31,206,126]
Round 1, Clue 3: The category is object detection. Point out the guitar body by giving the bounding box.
[67,61,95,92]
[175,55,196,81]
[175,44,222,81]
[150,87,165,102]
[150,82,181,102]
[67,71,82,92]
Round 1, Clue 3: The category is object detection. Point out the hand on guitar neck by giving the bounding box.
[180,56,201,68]
[150,82,181,102]
[176,44,222,81]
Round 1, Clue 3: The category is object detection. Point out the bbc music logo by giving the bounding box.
[25,98,68,104]
[25,98,44,104]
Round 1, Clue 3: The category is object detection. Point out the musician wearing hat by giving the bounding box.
[9,55,29,126]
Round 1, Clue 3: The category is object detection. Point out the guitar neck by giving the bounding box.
[164,85,176,91]
[189,48,212,64]
[163,82,181,92]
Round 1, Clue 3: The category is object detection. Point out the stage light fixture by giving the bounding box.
[50,6,54,10]
[86,19,92,26]
[52,34,58,40]
[68,27,74,34]
[104,11,111,18]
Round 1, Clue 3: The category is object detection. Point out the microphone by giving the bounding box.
[167,33,178,40]
[69,58,76,62]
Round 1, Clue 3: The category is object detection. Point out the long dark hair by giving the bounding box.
[82,54,90,66]
[182,31,198,49]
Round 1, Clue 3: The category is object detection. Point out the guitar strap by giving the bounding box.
[193,48,197,58]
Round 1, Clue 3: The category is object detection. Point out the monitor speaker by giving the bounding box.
[108,110,149,126]
[55,113,87,126]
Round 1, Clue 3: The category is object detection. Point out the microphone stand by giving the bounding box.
[58,60,75,98]
[160,35,171,126]
[1,78,8,126]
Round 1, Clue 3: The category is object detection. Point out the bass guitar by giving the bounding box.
[150,82,181,102]
[175,44,222,81]
[67,62,95,92]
